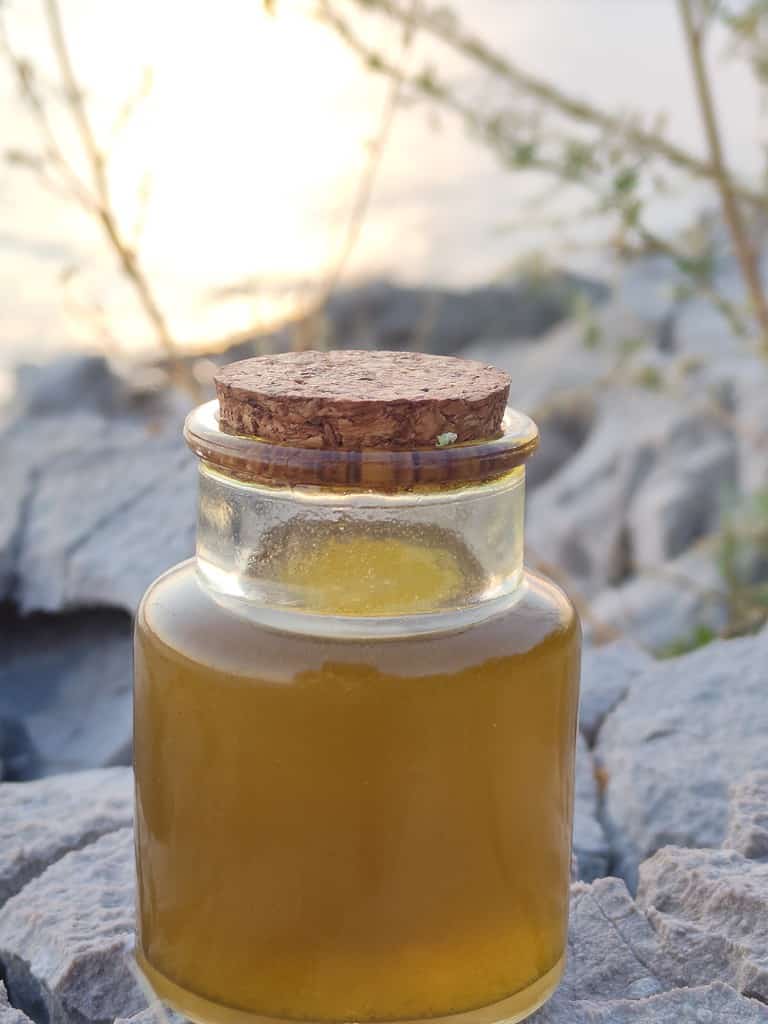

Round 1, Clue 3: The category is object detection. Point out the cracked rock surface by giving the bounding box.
[0,984,33,1024]
[0,768,132,905]
[727,771,768,860]
[635,772,768,1004]
[578,641,654,745]
[0,830,141,1024]
[534,769,768,1021]
[0,405,194,616]
[1,767,768,1024]
[0,616,133,776]
[573,733,610,882]
[539,983,768,1023]
[597,627,768,887]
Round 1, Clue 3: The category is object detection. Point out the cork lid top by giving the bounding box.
[214,350,511,450]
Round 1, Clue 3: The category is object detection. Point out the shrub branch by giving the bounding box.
[334,0,767,209]
[41,0,180,369]
[678,0,768,353]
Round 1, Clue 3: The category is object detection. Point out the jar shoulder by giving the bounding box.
[136,561,579,681]
[520,567,580,633]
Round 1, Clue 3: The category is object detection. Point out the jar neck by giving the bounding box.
[194,464,527,637]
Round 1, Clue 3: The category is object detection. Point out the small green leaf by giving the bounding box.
[582,323,602,349]
[512,142,536,167]
[562,141,593,179]
[635,366,663,390]
[657,624,717,659]
[436,431,458,447]
[614,168,638,194]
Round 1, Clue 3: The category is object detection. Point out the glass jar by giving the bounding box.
[134,398,581,1024]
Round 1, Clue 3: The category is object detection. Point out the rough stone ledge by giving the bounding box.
[635,772,768,1006]
[727,771,768,861]
[0,768,132,906]
[0,983,33,1024]
[0,829,141,1024]
[597,626,768,888]
[536,982,768,1023]
[1,759,767,1024]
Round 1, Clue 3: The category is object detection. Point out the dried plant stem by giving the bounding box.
[634,224,747,337]
[341,0,766,210]
[288,0,419,350]
[324,0,768,347]
[678,0,768,354]
[41,0,183,376]
[317,0,416,302]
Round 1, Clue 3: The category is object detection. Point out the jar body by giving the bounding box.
[134,560,580,1024]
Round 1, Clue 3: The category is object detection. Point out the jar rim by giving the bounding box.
[184,400,538,491]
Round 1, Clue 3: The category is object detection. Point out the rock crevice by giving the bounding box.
[2,756,768,1024]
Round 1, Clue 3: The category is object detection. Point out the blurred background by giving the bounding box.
[1,0,767,780]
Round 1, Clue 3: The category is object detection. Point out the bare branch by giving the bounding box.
[311,0,419,315]
[131,170,153,250]
[0,16,95,208]
[40,0,185,379]
[679,0,768,353]
[111,66,154,144]
[633,224,749,338]
[320,0,764,349]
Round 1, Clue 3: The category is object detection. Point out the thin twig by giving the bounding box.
[287,0,419,351]
[634,223,749,337]
[0,17,94,209]
[41,0,182,374]
[678,0,768,354]
[317,0,417,302]
[320,1,754,345]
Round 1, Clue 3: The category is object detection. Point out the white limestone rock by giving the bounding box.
[1,781,764,1024]
[579,640,654,744]
[0,768,132,905]
[0,610,133,777]
[533,876,675,1022]
[635,774,768,1003]
[0,399,190,615]
[0,983,34,1024]
[638,847,768,1002]
[598,628,768,887]
[527,387,735,597]
[627,437,736,568]
[0,413,112,603]
[0,829,142,1024]
[537,982,768,1023]
[727,772,768,860]
[16,436,195,615]
[590,546,729,653]
[0,462,29,599]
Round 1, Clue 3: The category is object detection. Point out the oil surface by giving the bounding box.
[134,545,579,1023]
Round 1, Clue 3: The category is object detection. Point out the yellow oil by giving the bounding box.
[279,535,466,615]
[134,535,579,1024]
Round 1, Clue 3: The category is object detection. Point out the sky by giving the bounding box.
[0,0,765,364]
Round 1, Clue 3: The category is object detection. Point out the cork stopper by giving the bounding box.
[214,350,511,450]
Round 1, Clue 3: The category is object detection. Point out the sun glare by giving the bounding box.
[110,1,382,345]
[1,0,392,352]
